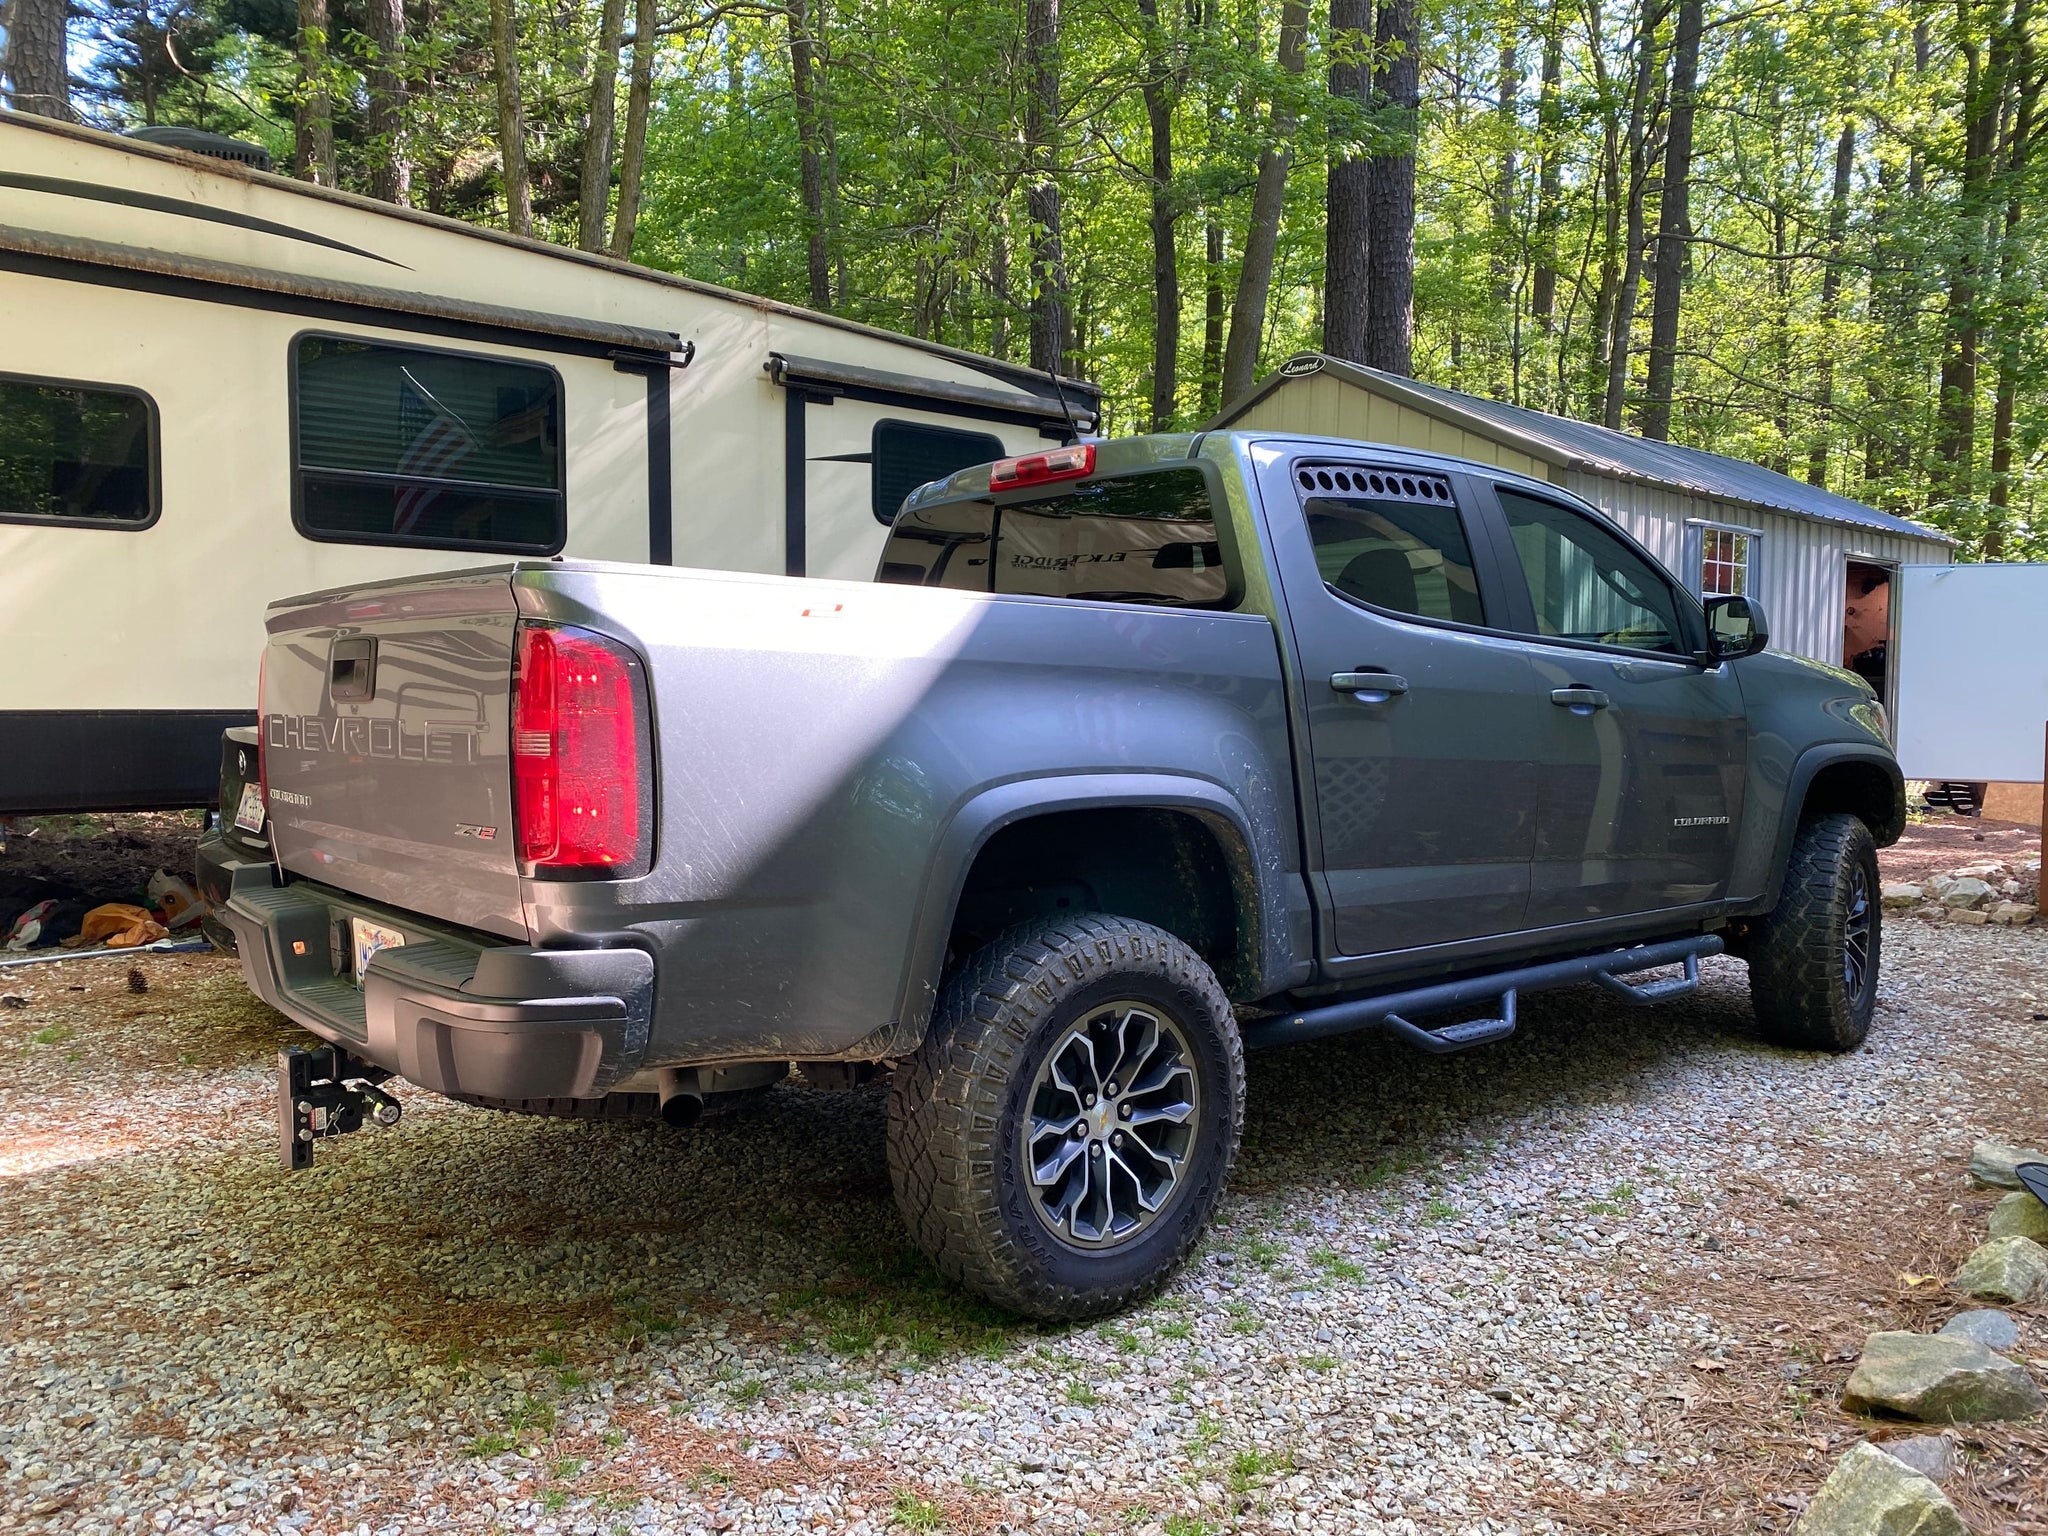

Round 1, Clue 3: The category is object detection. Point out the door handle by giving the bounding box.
[1332,671,1409,703]
[1550,686,1610,714]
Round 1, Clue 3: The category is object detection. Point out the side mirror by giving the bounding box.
[1704,594,1769,661]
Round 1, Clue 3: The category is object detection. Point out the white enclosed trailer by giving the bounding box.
[0,114,1097,813]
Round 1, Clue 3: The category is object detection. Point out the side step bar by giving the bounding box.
[1243,935,1724,1055]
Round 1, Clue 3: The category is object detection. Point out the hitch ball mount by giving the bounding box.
[278,1044,402,1170]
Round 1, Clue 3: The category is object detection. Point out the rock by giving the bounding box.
[1949,863,2007,881]
[1840,1330,2046,1422]
[1971,1140,2048,1189]
[1878,1435,1957,1484]
[1882,884,1924,909]
[1988,1190,2048,1244]
[1988,902,2036,926]
[1937,877,1994,910]
[1938,1310,2019,1353]
[1951,1236,2048,1304]
[1949,910,1989,925]
[1791,1442,1968,1536]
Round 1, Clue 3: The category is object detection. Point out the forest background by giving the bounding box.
[2,0,2041,556]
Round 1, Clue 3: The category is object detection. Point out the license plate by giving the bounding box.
[351,918,406,983]
[233,781,266,833]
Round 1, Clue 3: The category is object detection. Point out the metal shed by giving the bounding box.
[1211,354,1954,673]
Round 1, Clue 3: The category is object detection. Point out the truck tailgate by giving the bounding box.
[261,569,526,939]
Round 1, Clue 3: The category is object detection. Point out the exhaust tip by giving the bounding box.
[657,1068,703,1128]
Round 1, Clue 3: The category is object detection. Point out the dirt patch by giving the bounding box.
[1882,814,2041,885]
[0,811,206,917]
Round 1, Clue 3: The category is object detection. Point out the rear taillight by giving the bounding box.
[988,442,1094,489]
[512,623,650,874]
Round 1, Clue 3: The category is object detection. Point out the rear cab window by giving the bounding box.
[879,465,1232,608]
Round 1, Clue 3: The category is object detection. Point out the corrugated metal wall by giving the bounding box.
[1557,471,1949,665]
[1229,374,1950,669]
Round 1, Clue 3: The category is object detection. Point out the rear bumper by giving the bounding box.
[213,857,653,1101]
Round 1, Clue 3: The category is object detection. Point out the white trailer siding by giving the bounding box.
[0,114,1092,811]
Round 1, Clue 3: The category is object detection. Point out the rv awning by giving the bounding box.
[0,224,685,362]
[768,352,1097,435]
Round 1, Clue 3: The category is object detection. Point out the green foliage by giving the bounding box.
[67,0,2048,552]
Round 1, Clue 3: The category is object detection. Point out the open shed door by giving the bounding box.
[1894,563,2048,781]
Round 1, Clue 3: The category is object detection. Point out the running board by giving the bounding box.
[1244,935,1724,1054]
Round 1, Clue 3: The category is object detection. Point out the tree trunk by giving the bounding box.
[787,0,833,307]
[1805,118,1854,487]
[1490,36,1517,310]
[1324,0,1372,362]
[1602,0,1663,428]
[1983,0,2036,556]
[1201,221,1226,414]
[488,0,532,235]
[1364,0,1420,375]
[1637,0,1699,441]
[294,0,334,183]
[1935,0,2019,506]
[1023,0,1068,373]
[364,0,410,205]
[607,0,656,259]
[1221,0,1307,406]
[578,0,627,251]
[4,0,70,118]
[1136,0,1180,429]
[990,208,1013,360]
[1530,10,1564,340]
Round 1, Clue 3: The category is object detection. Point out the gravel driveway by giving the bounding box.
[3,923,2044,1536]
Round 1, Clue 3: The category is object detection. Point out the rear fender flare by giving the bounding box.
[886,774,1278,1050]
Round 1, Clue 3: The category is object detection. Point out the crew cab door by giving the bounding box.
[1254,448,1541,956]
[1477,483,1748,925]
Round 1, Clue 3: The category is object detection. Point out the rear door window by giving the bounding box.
[0,375,157,527]
[879,467,1230,608]
[1293,464,1486,626]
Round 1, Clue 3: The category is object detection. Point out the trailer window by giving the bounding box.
[0,376,156,527]
[878,468,1230,607]
[292,335,564,553]
[872,419,1005,524]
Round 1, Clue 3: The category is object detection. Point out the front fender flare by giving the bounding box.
[1734,742,1905,915]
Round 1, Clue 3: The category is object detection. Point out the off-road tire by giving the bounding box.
[887,913,1244,1321]
[1746,813,1881,1052]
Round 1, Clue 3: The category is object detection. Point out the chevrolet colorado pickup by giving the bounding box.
[200,431,1902,1320]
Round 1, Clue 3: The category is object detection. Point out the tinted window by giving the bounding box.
[1497,488,1688,656]
[872,419,1005,523]
[877,468,1228,607]
[0,377,154,525]
[1304,491,1483,626]
[294,335,563,552]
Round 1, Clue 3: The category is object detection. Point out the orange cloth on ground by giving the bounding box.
[70,904,170,949]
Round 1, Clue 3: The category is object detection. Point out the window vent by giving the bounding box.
[123,126,274,172]
[1295,463,1454,506]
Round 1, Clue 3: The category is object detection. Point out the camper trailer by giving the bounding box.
[0,113,1098,814]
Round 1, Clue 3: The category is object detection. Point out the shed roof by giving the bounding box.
[1215,354,1953,546]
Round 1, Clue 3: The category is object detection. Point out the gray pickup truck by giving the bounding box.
[200,430,1902,1320]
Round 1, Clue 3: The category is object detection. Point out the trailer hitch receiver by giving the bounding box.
[278,1044,401,1170]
